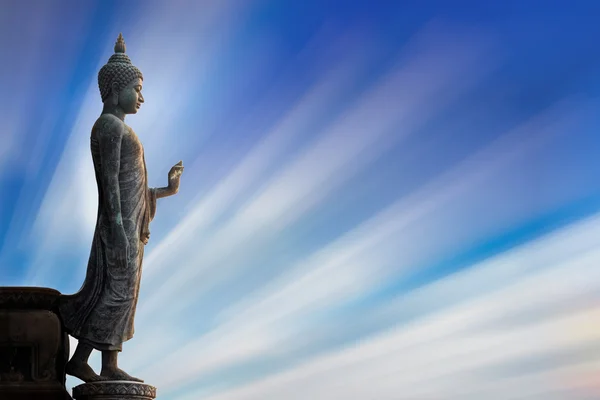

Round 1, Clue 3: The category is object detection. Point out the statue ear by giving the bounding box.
[111,82,120,105]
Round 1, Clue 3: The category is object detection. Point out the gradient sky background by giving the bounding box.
[2,0,600,398]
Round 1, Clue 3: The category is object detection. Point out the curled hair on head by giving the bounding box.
[97,33,144,102]
[98,64,143,102]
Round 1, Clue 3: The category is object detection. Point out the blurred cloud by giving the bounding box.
[3,1,600,399]
[25,81,101,286]
[135,24,498,324]
[174,214,600,400]
[0,0,55,175]
[21,0,249,288]
[124,0,249,163]
[131,99,587,394]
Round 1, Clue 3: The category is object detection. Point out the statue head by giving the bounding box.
[98,33,144,114]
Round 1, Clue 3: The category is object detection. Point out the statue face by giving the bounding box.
[118,78,144,114]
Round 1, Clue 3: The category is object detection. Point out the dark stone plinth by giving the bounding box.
[0,287,71,400]
[73,381,157,400]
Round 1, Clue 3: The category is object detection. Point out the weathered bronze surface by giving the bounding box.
[58,33,184,384]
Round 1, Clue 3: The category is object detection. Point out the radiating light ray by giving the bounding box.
[0,0,56,176]
[21,0,248,288]
[233,99,584,318]
[170,215,600,399]
[0,25,110,272]
[136,26,496,324]
[121,41,384,372]
[142,42,379,278]
[25,80,103,286]
[124,0,248,165]
[0,2,97,270]
[132,100,588,392]
[4,3,600,399]
[371,221,600,328]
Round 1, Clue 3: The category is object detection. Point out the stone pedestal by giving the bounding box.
[73,381,156,400]
[0,287,72,400]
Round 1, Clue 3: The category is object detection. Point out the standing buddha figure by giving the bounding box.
[59,33,184,383]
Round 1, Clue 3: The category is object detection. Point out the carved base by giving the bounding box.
[72,381,157,400]
[0,287,71,400]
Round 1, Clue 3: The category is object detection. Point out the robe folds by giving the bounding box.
[59,123,156,351]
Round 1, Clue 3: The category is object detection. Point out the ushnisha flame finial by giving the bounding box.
[114,33,126,54]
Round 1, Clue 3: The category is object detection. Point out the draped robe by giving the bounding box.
[59,119,157,351]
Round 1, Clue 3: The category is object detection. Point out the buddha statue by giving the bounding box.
[58,33,184,383]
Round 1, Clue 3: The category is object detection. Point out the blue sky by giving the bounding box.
[2,0,600,398]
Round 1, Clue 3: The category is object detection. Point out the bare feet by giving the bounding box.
[100,367,144,382]
[65,360,108,383]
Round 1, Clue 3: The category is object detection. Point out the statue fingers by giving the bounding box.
[169,166,184,177]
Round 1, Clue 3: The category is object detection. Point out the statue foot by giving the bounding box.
[100,367,144,382]
[65,360,108,383]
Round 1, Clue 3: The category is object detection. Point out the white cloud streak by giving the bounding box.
[120,36,387,372]
[135,25,497,323]
[0,1,57,175]
[22,0,248,288]
[175,214,600,400]
[141,37,380,277]
[7,4,599,400]
[131,95,590,394]
[124,0,248,164]
[25,80,102,286]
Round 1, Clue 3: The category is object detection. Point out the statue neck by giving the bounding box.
[102,103,126,121]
